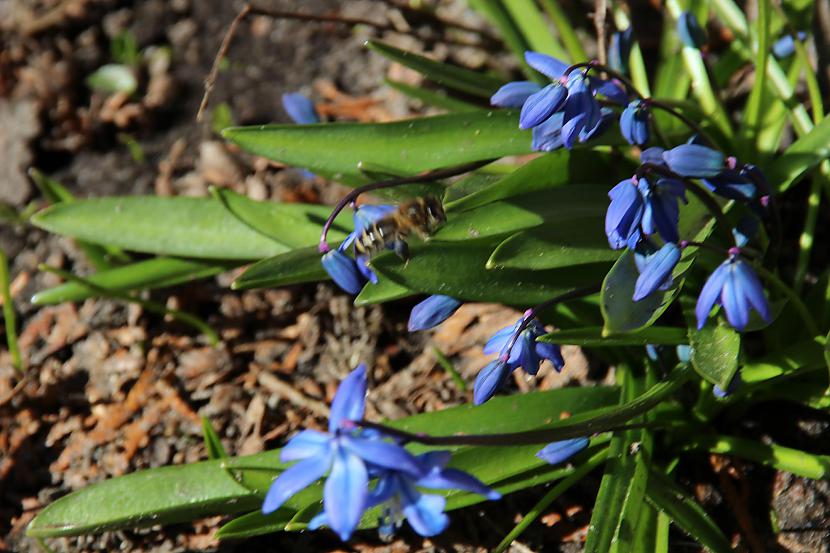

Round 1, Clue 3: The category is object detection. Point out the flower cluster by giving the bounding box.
[263,365,499,541]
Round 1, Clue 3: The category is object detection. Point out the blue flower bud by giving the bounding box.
[408,295,462,331]
[640,147,666,166]
[536,438,590,464]
[676,344,692,363]
[662,144,725,178]
[677,12,707,49]
[282,92,320,124]
[490,81,542,108]
[321,250,365,295]
[633,242,681,301]
[473,359,511,405]
[772,32,807,59]
[519,83,568,129]
[620,100,650,146]
[608,28,634,74]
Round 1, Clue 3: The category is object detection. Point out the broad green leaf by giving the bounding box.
[487,217,618,270]
[28,385,618,539]
[688,318,741,389]
[31,197,342,260]
[372,238,612,305]
[222,111,531,185]
[769,113,830,193]
[443,172,503,205]
[231,246,325,290]
[32,257,237,305]
[383,78,482,112]
[539,326,688,346]
[353,277,414,305]
[86,64,137,94]
[438,185,610,242]
[645,468,732,553]
[210,187,350,246]
[366,40,504,98]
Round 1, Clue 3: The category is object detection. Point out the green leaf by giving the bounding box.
[487,217,618,270]
[502,0,568,60]
[439,185,611,242]
[201,417,228,460]
[467,0,540,81]
[769,113,830,193]
[31,197,340,260]
[383,79,482,112]
[372,238,612,305]
[32,257,237,305]
[539,326,688,346]
[645,468,732,553]
[86,64,137,94]
[222,111,531,185]
[231,246,325,290]
[687,317,741,389]
[353,277,414,305]
[209,187,349,247]
[366,40,504,98]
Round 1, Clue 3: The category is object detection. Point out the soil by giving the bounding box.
[1,1,829,552]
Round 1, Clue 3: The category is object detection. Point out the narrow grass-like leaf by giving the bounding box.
[383,79,482,112]
[539,326,688,346]
[222,111,531,185]
[503,0,568,60]
[539,0,588,61]
[201,417,228,460]
[769,113,830,193]
[32,257,237,305]
[0,248,22,372]
[645,468,731,553]
[366,40,504,98]
[353,277,414,305]
[467,0,539,81]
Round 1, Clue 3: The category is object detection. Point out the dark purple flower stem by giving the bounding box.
[497,283,602,363]
[318,159,496,253]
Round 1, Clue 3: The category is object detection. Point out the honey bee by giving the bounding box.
[354,197,446,260]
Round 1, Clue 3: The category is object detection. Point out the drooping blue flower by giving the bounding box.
[702,168,758,201]
[633,242,681,301]
[608,28,634,74]
[408,295,462,331]
[620,100,650,146]
[639,177,687,244]
[640,147,666,166]
[592,78,629,105]
[536,438,590,464]
[321,250,366,295]
[262,365,424,541]
[490,81,543,108]
[560,72,601,149]
[282,92,321,124]
[695,250,771,331]
[475,318,565,404]
[772,32,807,59]
[662,144,725,178]
[677,12,708,49]
[605,177,645,250]
[531,111,565,151]
[519,83,568,129]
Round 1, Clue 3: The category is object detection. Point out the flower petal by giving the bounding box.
[483,324,517,356]
[531,111,565,152]
[633,243,681,301]
[524,51,569,80]
[473,360,511,405]
[282,92,320,124]
[696,261,730,329]
[324,449,369,541]
[343,436,424,477]
[419,467,501,500]
[490,81,542,108]
[721,264,750,330]
[662,144,725,178]
[329,364,367,432]
[321,250,365,295]
[519,83,567,129]
[733,260,770,323]
[536,438,590,464]
[408,295,462,331]
[402,494,449,537]
[281,429,332,462]
[535,341,565,371]
[262,454,331,514]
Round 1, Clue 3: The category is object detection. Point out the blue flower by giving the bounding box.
[525,51,570,80]
[321,250,366,295]
[519,83,568,129]
[640,147,666,166]
[702,168,758,201]
[536,438,590,464]
[639,177,687,244]
[608,28,634,73]
[677,12,708,49]
[560,72,601,149]
[662,144,725,178]
[491,81,542,108]
[695,251,771,331]
[282,92,321,124]
[531,111,565,151]
[605,177,644,250]
[475,318,564,404]
[408,295,462,331]
[771,32,807,59]
[262,365,423,541]
[633,242,681,301]
[620,100,650,146]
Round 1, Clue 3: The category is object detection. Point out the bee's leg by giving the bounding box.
[393,240,410,262]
